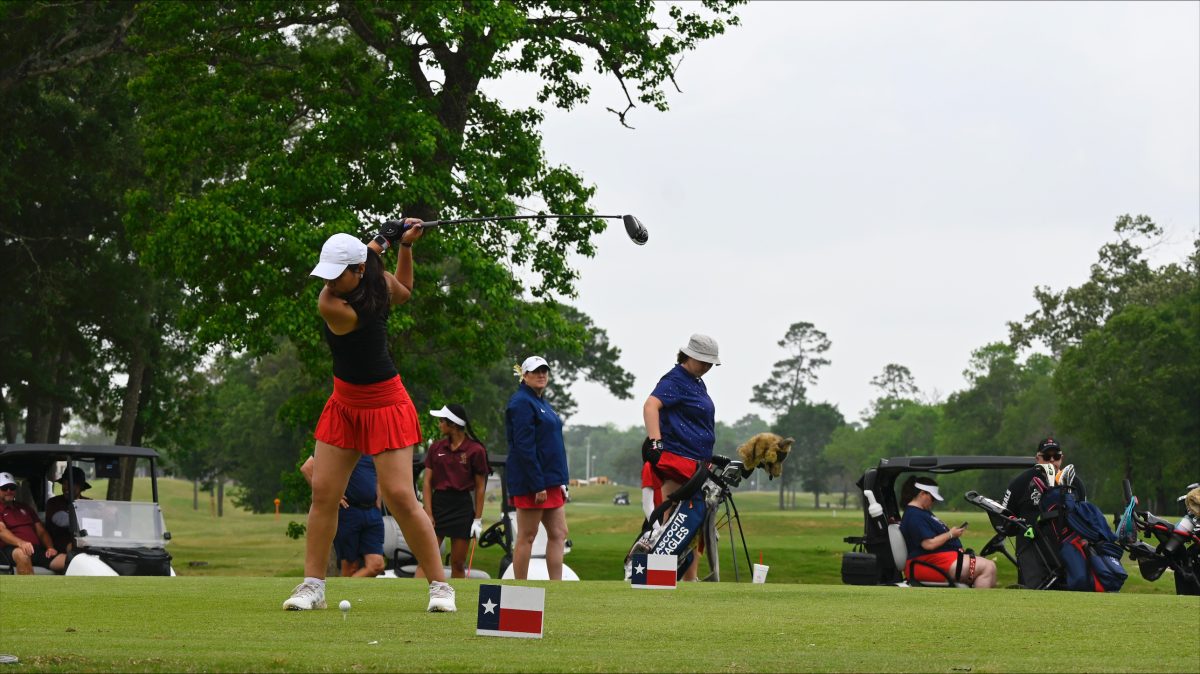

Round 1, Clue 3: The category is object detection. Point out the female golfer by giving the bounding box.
[505,356,569,580]
[419,404,490,578]
[285,220,456,612]
[642,333,720,581]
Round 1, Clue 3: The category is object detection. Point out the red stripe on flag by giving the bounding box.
[647,569,676,586]
[499,608,543,634]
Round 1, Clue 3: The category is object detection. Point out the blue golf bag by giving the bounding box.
[1040,482,1127,592]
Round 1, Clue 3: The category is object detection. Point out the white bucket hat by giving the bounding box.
[310,233,368,280]
[680,333,721,365]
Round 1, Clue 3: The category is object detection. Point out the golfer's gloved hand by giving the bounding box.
[379,219,407,245]
[470,518,483,539]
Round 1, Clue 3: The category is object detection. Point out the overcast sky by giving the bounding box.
[485,1,1199,429]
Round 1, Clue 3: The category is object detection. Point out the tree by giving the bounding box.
[1009,214,1166,356]
[121,1,740,452]
[1009,217,1198,511]
[867,363,919,416]
[750,322,832,418]
[1054,284,1199,511]
[773,401,844,508]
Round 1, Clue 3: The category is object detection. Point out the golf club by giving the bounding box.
[385,213,648,246]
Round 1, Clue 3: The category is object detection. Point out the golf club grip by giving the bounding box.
[1123,479,1133,502]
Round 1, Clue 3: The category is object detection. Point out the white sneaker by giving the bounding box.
[282,581,326,610]
[427,581,456,612]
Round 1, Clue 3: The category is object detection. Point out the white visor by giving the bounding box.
[914,482,943,502]
[430,406,466,428]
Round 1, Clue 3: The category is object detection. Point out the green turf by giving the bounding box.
[3,478,1196,672]
[0,577,1196,672]
[109,477,1179,594]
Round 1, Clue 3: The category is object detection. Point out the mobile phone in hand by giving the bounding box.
[959,521,969,529]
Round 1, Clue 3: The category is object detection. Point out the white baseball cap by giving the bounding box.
[914,481,943,502]
[430,406,467,428]
[0,472,16,489]
[310,233,368,280]
[681,333,721,365]
[521,356,550,373]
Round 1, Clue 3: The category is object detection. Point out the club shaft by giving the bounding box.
[425,214,623,228]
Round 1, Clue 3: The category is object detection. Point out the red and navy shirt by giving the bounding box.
[425,438,489,493]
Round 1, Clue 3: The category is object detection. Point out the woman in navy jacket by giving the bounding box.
[505,356,569,579]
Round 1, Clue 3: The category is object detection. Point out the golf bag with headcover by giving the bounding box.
[623,453,753,582]
[1037,468,1127,592]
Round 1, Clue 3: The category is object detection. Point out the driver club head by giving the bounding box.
[623,214,648,245]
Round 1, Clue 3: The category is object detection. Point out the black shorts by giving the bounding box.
[432,490,474,540]
[0,544,53,569]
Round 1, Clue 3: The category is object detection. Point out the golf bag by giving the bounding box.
[623,455,750,582]
[1040,482,1127,592]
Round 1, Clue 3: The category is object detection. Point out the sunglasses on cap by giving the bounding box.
[1040,451,1063,460]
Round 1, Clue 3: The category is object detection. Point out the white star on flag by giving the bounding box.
[634,563,645,574]
[482,598,497,614]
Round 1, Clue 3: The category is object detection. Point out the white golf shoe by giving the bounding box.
[427,581,456,612]
[282,581,327,610]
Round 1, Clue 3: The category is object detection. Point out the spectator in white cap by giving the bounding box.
[417,404,490,578]
[642,333,720,581]
[286,218,458,613]
[505,355,570,579]
[898,476,997,588]
[0,471,66,574]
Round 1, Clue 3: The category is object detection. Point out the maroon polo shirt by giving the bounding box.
[0,501,42,546]
[425,438,489,492]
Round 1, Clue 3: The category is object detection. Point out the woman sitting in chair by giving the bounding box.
[899,476,997,588]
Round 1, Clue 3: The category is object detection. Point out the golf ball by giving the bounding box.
[339,600,351,612]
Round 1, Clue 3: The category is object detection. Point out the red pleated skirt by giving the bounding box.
[313,375,422,455]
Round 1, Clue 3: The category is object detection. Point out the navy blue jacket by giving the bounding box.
[505,382,568,497]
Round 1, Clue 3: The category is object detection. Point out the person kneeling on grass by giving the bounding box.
[899,476,997,588]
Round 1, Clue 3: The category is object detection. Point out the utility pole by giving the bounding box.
[585,436,592,483]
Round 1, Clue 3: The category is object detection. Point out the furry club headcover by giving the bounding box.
[736,433,794,479]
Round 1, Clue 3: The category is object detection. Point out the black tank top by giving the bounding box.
[323,305,398,384]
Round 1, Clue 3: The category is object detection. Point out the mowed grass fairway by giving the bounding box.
[1,478,1196,672]
[1,578,1197,672]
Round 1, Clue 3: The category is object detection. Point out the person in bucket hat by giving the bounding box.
[642,333,721,580]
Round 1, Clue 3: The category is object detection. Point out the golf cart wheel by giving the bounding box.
[478,520,506,549]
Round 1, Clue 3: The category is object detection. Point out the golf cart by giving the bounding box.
[0,444,174,576]
[612,491,630,506]
[842,455,1034,587]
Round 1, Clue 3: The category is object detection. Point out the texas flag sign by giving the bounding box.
[476,584,545,639]
[630,553,677,589]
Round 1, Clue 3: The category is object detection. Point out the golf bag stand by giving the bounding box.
[713,488,753,582]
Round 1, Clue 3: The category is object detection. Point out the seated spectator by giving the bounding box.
[0,471,67,574]
[899,476,996,588]
[45,466,92,552]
